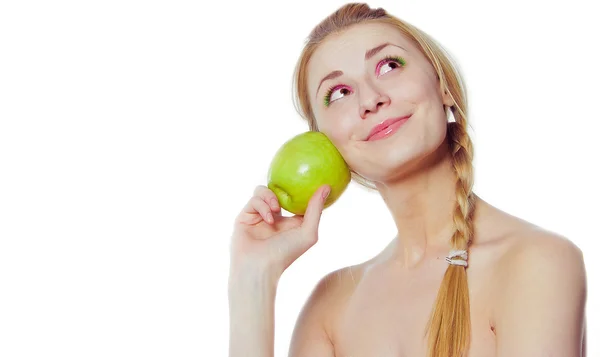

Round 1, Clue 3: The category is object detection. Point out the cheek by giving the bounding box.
[385,64,440,102]
[318,118,358,163]
[386,78,432,103]
[317,108,358,142]
[322,122,352,149]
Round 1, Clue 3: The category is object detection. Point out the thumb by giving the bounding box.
[301,185,330,235]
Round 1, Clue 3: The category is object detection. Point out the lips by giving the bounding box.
[366,114,412,141]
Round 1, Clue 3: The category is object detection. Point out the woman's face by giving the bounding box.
[307,22,454,183]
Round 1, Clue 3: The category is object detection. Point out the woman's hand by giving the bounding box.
[230,184,330,282]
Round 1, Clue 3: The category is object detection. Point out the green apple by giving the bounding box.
[267,131,351,215]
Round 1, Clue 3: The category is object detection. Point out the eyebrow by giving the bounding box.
[315,42,407,98]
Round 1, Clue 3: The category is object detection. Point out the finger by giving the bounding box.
[253,185,280,212]
[301,185,330,234]
[242,196,274,224]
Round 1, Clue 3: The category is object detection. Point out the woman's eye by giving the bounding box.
[324,85,352,107]
[377,56,406,76]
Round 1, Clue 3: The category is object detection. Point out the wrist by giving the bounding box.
[228,260,280,296]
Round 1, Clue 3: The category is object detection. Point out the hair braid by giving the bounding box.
[425,118,476,357]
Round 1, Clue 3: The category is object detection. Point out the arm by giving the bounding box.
[228,184,330,357]
[228,267,338,357]
[228,268,278,357]
[495,234,587,357]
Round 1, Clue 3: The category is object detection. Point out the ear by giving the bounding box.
[435,73,455,108]
[441,87,454,108]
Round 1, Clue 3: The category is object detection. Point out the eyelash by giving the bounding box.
[323,55,407,107]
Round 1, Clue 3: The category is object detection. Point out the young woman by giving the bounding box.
[228,3,587,357]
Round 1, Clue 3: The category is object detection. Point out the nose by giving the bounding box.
[359,82,390,119]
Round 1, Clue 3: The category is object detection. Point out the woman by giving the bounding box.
[228,3,587,357]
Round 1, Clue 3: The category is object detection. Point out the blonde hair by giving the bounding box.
[292,3,476,357]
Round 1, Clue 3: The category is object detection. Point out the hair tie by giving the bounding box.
[445,249,468,267]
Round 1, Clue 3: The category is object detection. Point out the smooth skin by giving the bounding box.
[229,22,587,357]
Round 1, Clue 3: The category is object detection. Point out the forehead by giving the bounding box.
[307,22,416,85]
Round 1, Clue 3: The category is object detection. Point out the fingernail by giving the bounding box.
[270,198,279,209]
[322,186,330,200]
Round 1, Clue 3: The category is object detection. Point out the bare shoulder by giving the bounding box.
[302,263,366,328]
[491,225,588,355]
[288,263,366,356]
[474,198,586,280]
[497,226,586,280]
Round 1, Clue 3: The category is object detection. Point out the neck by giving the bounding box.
[375,137,469,268]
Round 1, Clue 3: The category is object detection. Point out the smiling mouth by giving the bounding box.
[366,114,412,141]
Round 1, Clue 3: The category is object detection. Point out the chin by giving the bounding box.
[349,127,448,183]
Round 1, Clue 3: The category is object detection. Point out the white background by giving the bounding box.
[1,0,598,356]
